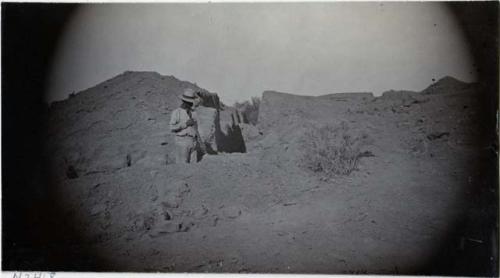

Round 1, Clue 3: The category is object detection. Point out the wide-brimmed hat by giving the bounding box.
[180,88,196,103]
[181,88,196,103]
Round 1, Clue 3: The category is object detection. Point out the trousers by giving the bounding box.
[175,136,198,163]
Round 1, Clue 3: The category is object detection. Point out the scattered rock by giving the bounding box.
[165,154,175,165]
[99,213,112,230]
[66,165,78,179]
[90,204,106,216]
[130,212,156,233]
[178,222,194,232]
[160,181,191,208]
[126,154,132,167]
[211,216,219,227]
[162,197,181,209]
[149,220,195,237]
[427,132,450,140]
[92,183,102,189]
[194,205,209,218]
[149,222,180,237]
[162,209,172,221]
[358,151,375,158]
[222,206,241,219]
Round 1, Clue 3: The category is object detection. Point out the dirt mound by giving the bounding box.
[249,78,493,273]
[422,76,475,95]
[45,71,246,182]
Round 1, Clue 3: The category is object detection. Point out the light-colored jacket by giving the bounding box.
[170,108,199,138]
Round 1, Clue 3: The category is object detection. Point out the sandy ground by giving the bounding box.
[35,72,497,274]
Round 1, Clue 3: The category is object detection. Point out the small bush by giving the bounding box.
[301,122,371,177]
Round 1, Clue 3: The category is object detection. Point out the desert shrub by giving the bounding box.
[301,122,371,177]
[234,97,260,125]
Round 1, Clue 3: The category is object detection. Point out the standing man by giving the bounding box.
[170,88,201,163]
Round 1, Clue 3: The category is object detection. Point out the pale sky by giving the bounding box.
[47,3,476,105]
